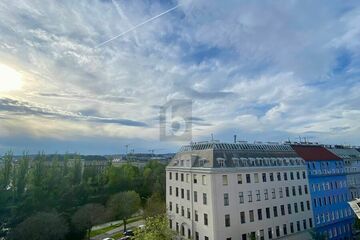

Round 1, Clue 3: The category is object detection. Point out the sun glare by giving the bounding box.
[0,64,23,92]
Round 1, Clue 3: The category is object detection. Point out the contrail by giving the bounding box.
[96,4,180,48]
[111,0,140,45]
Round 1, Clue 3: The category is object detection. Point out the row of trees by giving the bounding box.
[0,151,167,240]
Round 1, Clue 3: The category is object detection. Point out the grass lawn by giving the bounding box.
[90,216,143,237]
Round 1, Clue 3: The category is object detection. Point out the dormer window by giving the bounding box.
[232,158,240,167]
[217,158,226,167]
[199,158,207,167]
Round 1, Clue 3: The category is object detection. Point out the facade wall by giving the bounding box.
[306,160,354,239]
[167,165,314,240]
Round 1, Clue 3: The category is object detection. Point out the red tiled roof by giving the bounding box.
[291,145,342,161]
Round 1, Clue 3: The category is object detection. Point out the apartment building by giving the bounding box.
[291,145,354,239]
[166,142,314,240]
[327,146,360,200]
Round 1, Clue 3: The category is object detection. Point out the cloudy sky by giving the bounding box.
[0,0,359,154]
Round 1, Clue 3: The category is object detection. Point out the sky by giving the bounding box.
[0,0,360,155]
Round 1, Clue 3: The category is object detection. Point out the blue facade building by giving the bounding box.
[292,145,354,239]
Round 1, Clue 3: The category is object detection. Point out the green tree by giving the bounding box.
[72,203,107,240]
[1,151,13,190]
[9,212,68,240]
[107,191,141,231]
[134,214,175,240]
[144,192,166,218]
[14,152,29,199]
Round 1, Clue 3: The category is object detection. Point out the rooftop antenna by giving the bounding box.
[234,134,237,143]
[298,136,302,143]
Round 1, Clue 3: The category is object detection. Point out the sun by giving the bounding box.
[0,64,23,92]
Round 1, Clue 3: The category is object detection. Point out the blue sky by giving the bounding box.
[0,0,360,154]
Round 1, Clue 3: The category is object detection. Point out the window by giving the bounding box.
[283,172,288,180]
[249,210,254,222]
[292,186,296,196]
[194,191,198,202]
[258,209,263,220]
[277,172,281,181]
[254,173,259,183]
[237,174,242,184]
[169,219,173,229]
[296,171,300,179]
[270,172,274,181]
[169,172,172,180]
[240,211,246,223]
[264,189,269,200]
[176,172,178,180]
[307,200,310,210]
[242,234,247,240]
[309,218,313,228]
[279,187,283,198]
[205,237,209,240]
[300,202,304,212]
[239,192,244,204]
[302,171,306,179]
[248,191,253,202]
[222,175,228,185]
[181,206,184,216]
[266,207,271,218]
[276,226,280,237]
[290,172,294,180]
[268,228,273,239]
[246,174,251,183]
[273,206,278,217]
[176,204,179,213]
[181,173,184,182]
[294,203,298,213]
[204,213,208,225]
[187,208,191,218]
[169,186,172,195]
[283,224,287,235]
[225,214,230,227]
[303,219,307,230]
[224,193,229,206]
[281,205,285,215]
[202,175,206,185]
[285,187,289,197]
[181,188,184,198]
[169,202,172,211]
[193,174,197,184]
[297,221,300,231]
[187,190,190,200]
[176,187,179,197]
[186,174,189,183]
[203,193,207,205]
[290,222,294,233]
[195,210,198,221]
[262,173,267,182]
[256,190,261,201]
[272,188,276,199]
[304,185,308,194]
[298,185,302,195]
[288,204,292,214]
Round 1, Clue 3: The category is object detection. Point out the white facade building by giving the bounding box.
[166,142,314,240]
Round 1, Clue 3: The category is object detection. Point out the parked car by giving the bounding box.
[102,238,115,240]
[119,237,131,240]
[123,230,134,236]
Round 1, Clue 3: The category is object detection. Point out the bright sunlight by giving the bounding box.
[0,63,22,92]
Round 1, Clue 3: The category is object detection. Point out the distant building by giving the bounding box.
[326,146,360,200]
[167,142,314,240]
[291,144,354,239]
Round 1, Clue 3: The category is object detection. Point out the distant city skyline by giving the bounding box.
[0,1,360,154]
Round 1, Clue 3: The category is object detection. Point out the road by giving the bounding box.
[91,219,145,240]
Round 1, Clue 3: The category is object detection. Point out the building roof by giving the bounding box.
[168,142,304,168]
[326,147,360,161]
[291,145,342,161]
